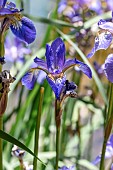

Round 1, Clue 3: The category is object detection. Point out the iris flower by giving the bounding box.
[92,134,113,169]
[59,166,75,170]
[5,36,31,63]
[104,54,113,83]
[22,38,92,100]
[0,0,36,44]
[87,14,113,58]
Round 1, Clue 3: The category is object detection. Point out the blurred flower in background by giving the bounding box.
[4,36,31,63]
[92,134,113,169]
[59,166,75,170]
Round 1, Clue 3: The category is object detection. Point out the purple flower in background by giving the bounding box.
[0,0,36,44]
[93,61,104,77]
[106,0,113,11]
[104,54,113,83]
[22,38,92,100]
[87,32,112,58]
[58,0,102,20]
[4,36,31,63]
[59,166,75,170]
[92,134,113,168]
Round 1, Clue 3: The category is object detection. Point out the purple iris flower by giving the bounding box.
[22,38,92,100]
[87,13,113,59]
[93,61,104,76]
[0,0,36,44]
[4,36,31,63]
[87,31,112,58]
[92,134,113,169]
[58,0,102,20]
[59,166,75,170]
[104,54,113,83]
[106,0,113,11]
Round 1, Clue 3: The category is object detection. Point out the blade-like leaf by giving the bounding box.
[0,130,46,166]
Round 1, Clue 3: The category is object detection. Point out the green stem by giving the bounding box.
[100,83,113,170]
[56,127,60,170]
[55,99,61,170]
[0,32,5,170]
[0,115,3,170]
[33,87,44,170]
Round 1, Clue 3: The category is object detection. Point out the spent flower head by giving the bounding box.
[22,38,92,100]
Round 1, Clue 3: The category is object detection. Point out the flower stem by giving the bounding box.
[0,115,3,170]
[55,99,62,170]
[33,87,44,170]
[100,83,113,170]
[0,34,5,170]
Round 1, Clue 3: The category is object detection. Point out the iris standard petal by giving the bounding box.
[10,16,36,44]
[63,58,76,72]
[56,42,65,70]
[0,0,7,8]
[45,44,54,72]
[34,57,48,72]
[46,75,66,100]
[104,54,113,83]
[51,38,65,69]
[45,38,65,72]
[21,70,38,90]
[76,60,92,78]
[87,32,112,58]
[98,20,113,34]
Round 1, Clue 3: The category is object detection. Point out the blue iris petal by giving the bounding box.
[10,16,36,44]
[0,8,16,14]
[104,54,113,83]
[92,134,113,167]
[58,166,75,170]
[87,32,112,58]
[76,60,92,78]
[63,58,76,71]
[0,0,7,8]
[34,57,48,71]
[21,71,38,90]
[98,20,113,34]
[56,42,65,70]
[45,44,54,72]
[6,2,16,9]
[45,38,65,73]
[46,75,66,100]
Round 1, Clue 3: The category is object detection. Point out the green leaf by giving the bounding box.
[0,130,46,166]
[56,28,108,104]
[78,159,99,170]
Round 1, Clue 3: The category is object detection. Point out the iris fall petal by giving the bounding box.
[21,70,38,90]
[87,32,112,58]
[10,16,36,44]
[104,54,113,83]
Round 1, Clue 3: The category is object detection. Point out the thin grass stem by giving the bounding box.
[33,87,44,170]
[0,115,3,170]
